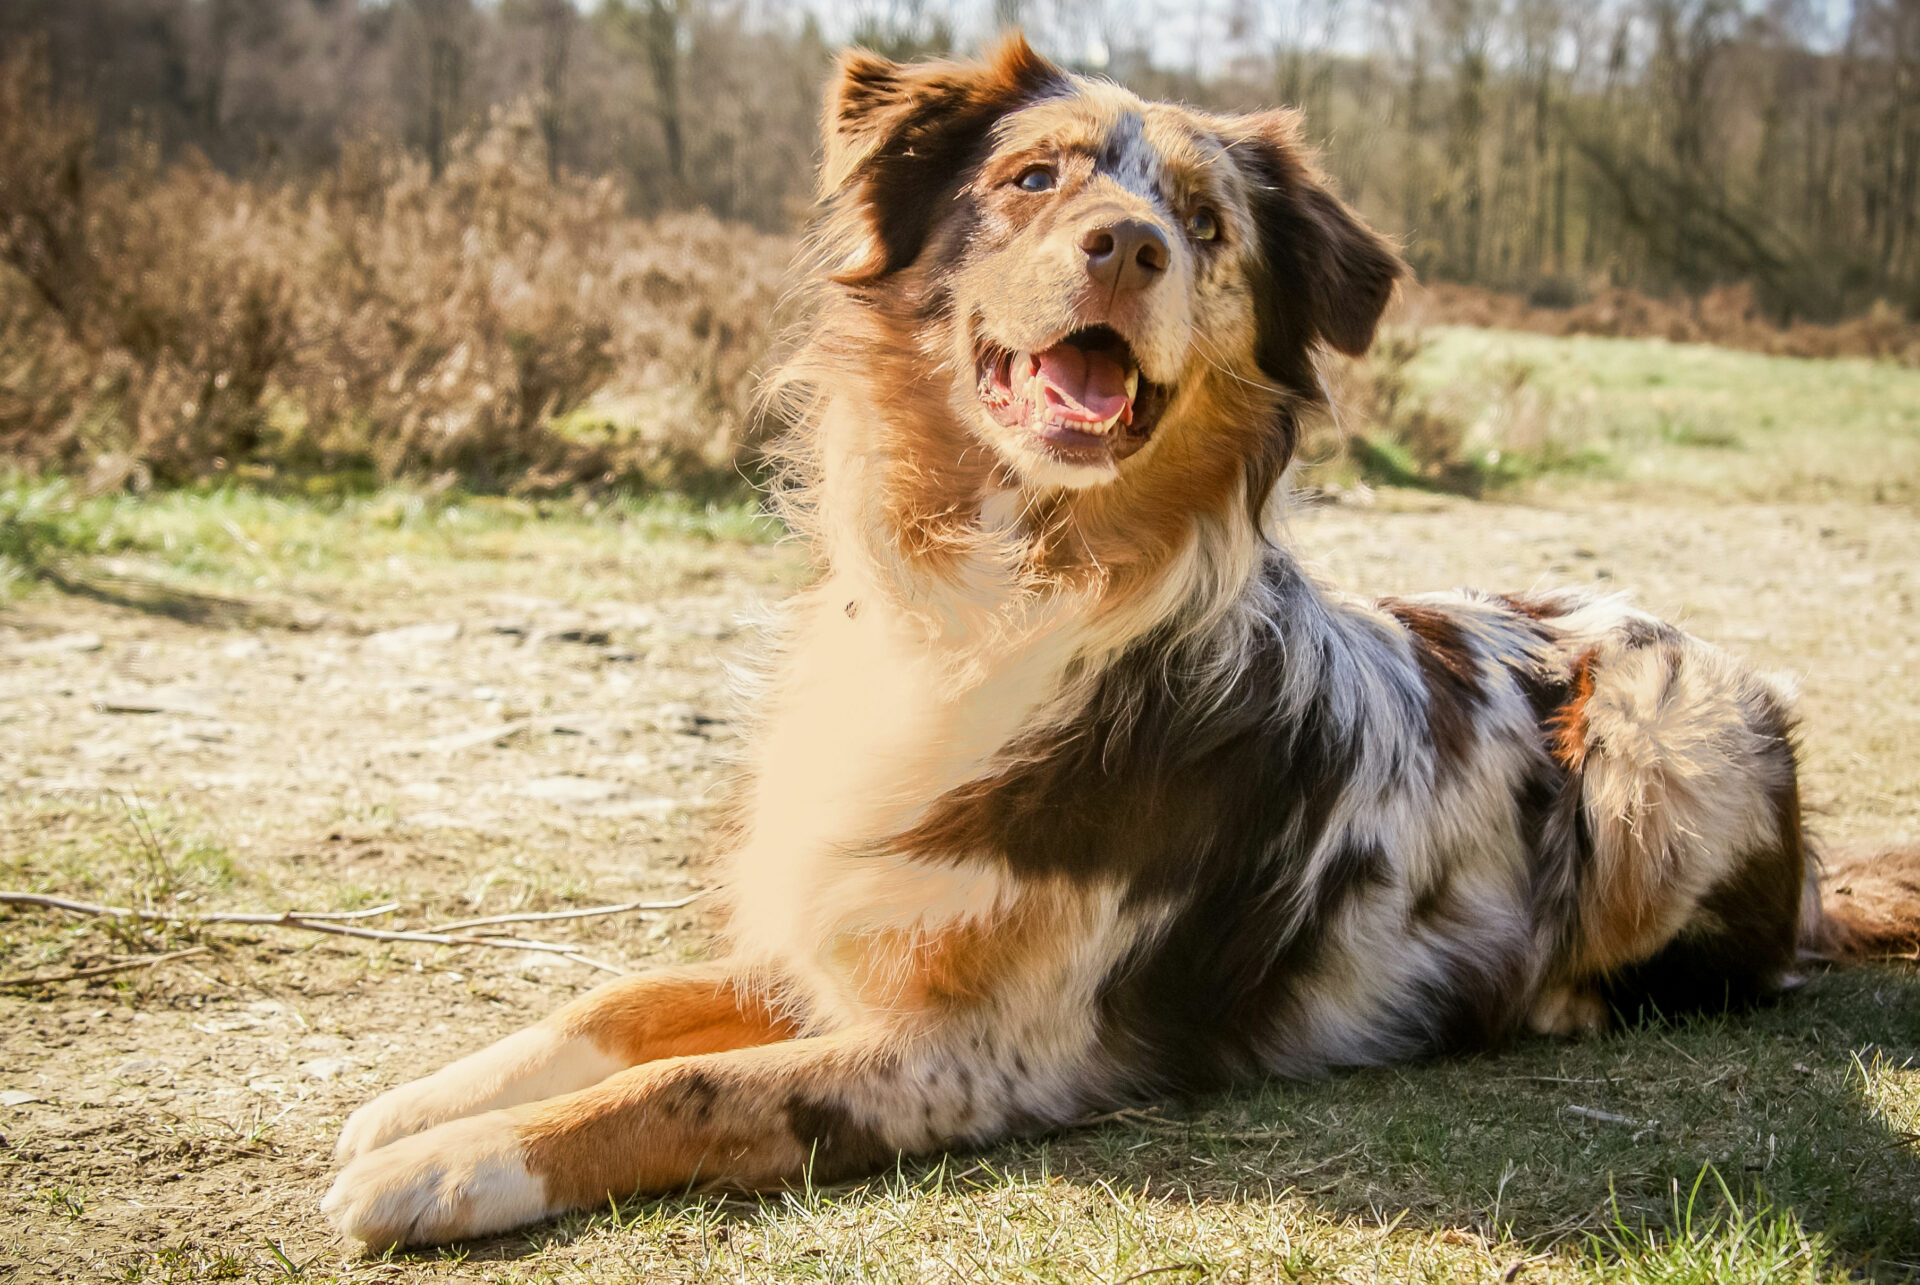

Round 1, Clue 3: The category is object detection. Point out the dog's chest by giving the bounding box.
[723,575,1096,1021]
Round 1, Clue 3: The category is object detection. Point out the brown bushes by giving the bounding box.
[0,48,791,495]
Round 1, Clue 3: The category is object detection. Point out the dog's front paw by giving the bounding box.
[334,1077,452,1164]
[322,1113,556,1249]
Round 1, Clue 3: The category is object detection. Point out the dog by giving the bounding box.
[322,37,1920,1248]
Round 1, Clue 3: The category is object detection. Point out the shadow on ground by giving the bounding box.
[427,961,1920,1279]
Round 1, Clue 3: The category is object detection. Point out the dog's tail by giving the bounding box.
[1801,842,1920,963]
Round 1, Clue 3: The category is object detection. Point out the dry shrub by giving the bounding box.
[1406,280,1920,367]
[0,47,792,495]
[1318,333,1496,495]
[1308,332,1585,498]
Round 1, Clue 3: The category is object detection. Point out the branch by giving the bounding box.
[0,891,398,926]
[429,893,700,934]
[0,945,209,988]
[1565,1105,1651,1128]
[0,892,627,974]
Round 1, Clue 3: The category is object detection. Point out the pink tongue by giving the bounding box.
[1034,344,1131,423]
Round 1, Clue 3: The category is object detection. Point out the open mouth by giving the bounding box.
[977,326,1167,465]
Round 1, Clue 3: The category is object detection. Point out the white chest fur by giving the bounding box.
[721,563,1096,1025]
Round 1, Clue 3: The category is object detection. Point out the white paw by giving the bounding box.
[333,1028,624,1164]
[322,1113,556,1249]
[334,1078,453,1164]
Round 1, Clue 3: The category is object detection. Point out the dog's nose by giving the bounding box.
[1079,219,1169,293]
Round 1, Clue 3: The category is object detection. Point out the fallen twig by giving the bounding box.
[429,893,701,934]
[0,892,401,926]
[1565,1105,1649,1128]
[1076,1106,1300,1145]
[1111,1264,1208,1285]
[0,945,209,987]
[0,892,626,974]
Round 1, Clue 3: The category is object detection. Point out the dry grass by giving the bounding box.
[0,47,792,498]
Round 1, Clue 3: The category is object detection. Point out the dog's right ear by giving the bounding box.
[822,35,1066,284]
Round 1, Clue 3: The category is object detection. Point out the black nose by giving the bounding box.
[1079,219,1169,294]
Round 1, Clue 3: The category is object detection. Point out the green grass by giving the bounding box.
[0,472,782,609]
[1392,327,1920,503]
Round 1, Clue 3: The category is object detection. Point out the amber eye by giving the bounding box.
[1015,166,1056,193]
[1187,207,1220,242]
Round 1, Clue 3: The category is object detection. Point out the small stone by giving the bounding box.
[20,632,104,655]
[300,1058,356,1082]
[365,621,462,652]
[93,688,220,718]
[518,775,625,803]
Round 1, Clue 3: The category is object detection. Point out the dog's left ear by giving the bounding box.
[822,35,1066,283]
[1225,110,1406,373]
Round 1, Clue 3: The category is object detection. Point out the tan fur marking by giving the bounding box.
[518,1035,890,1210]
[1810,842,1920,960]
[1549,647,1600,771]
[558,963,798,1064]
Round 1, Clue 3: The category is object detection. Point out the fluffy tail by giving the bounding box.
[1801,842,1920,962]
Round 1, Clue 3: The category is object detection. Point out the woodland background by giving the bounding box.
[3,0,1919,494]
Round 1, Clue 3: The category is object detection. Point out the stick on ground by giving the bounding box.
[0,945,210,988]
[428,893,700,934]
[0,892,630,974]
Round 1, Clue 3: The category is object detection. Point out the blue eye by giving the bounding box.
[1187,207,1220,242]
[1016,167,1056,193]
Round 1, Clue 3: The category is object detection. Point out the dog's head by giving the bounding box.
[816,36,1404,501]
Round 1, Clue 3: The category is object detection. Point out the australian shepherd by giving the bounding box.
[323,37,1919,1248]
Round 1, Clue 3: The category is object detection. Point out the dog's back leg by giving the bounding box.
[324,1028,1028,1248]
[334,962,796,1163]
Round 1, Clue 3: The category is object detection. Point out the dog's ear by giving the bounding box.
[821,35,1066,283]
[1225,110,1405,374]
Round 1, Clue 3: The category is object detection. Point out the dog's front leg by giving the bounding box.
[323,1028,1017,1249]
[334,962,793,1162]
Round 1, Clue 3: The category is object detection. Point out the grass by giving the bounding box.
[1395,327,1920,503]
[0,472,782,611]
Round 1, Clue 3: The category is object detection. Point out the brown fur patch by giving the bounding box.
[1596,772,1809,1015]
[823,36,1067,283]
[1382,599,1486,780]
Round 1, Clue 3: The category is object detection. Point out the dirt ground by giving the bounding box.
[2,492,1916,1281]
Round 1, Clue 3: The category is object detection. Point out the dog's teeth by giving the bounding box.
[1124,369,1139,400]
